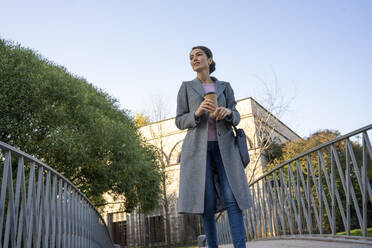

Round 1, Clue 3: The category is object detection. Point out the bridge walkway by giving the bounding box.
[218,238,372,248]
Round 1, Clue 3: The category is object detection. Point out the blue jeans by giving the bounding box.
[202,141,246,248]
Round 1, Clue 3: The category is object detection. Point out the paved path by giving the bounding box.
[216,239,372,248]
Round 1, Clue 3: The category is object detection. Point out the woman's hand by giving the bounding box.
[214,107,232,121]
[195,98,217,117]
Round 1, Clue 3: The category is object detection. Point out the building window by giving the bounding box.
[113,220,127,246]
[169,140,183,165]
[183,214,204,242]
[145,216,165,243]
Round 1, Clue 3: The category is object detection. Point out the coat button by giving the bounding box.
[218,131,221,136]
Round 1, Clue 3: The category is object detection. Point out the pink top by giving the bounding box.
[202,83,217,141]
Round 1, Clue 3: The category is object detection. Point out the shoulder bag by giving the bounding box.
[232,123,250,168]
[223,88,250,168]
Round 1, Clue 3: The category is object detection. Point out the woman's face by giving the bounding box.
[189,48,212,73]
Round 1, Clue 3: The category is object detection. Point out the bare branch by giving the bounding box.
[242,71,296,184]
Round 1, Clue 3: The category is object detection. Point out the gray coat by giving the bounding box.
[175,77,253,214]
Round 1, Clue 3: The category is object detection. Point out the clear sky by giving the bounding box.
[1,0,371,138]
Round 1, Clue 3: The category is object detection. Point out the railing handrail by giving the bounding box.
[250,123,372,186]
[215,123,372,245]
[0,140,113,245]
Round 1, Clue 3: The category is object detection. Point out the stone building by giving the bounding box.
[101,97,301,247]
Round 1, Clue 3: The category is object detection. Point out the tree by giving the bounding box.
[265,129,341,171]
[0,38,162,213]
[134,112,151,128]
[145,96,174,247]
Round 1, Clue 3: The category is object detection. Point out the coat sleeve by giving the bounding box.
[175,82,200,130]
[224,82,240,126]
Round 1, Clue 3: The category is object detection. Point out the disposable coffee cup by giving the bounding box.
[204,92,218,117]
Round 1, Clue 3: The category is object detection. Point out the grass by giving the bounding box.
[336,228,372,237]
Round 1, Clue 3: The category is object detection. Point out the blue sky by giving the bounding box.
[1,0,371,138]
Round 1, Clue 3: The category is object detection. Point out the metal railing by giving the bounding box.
[216,124,372,245]
[0,141,113,247]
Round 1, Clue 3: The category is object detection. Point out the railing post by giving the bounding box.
[331,147,336,235]
[307,157,312,235]
[362,132,367,237]
[296,164,303,235]
[318,153,323,235]
[346,142,350,236]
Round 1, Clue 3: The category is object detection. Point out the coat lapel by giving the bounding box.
[190,77,226,98]
[190,78,206,97]
[215,80,226,98]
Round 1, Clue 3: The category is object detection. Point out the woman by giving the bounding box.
[175,46,253,248]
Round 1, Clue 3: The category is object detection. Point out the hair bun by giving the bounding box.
[210,60,216,74]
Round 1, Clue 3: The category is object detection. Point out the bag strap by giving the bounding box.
[223,88,238,133]
[232,123,238,133]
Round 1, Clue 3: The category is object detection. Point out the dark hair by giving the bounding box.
[191,46,216,74]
